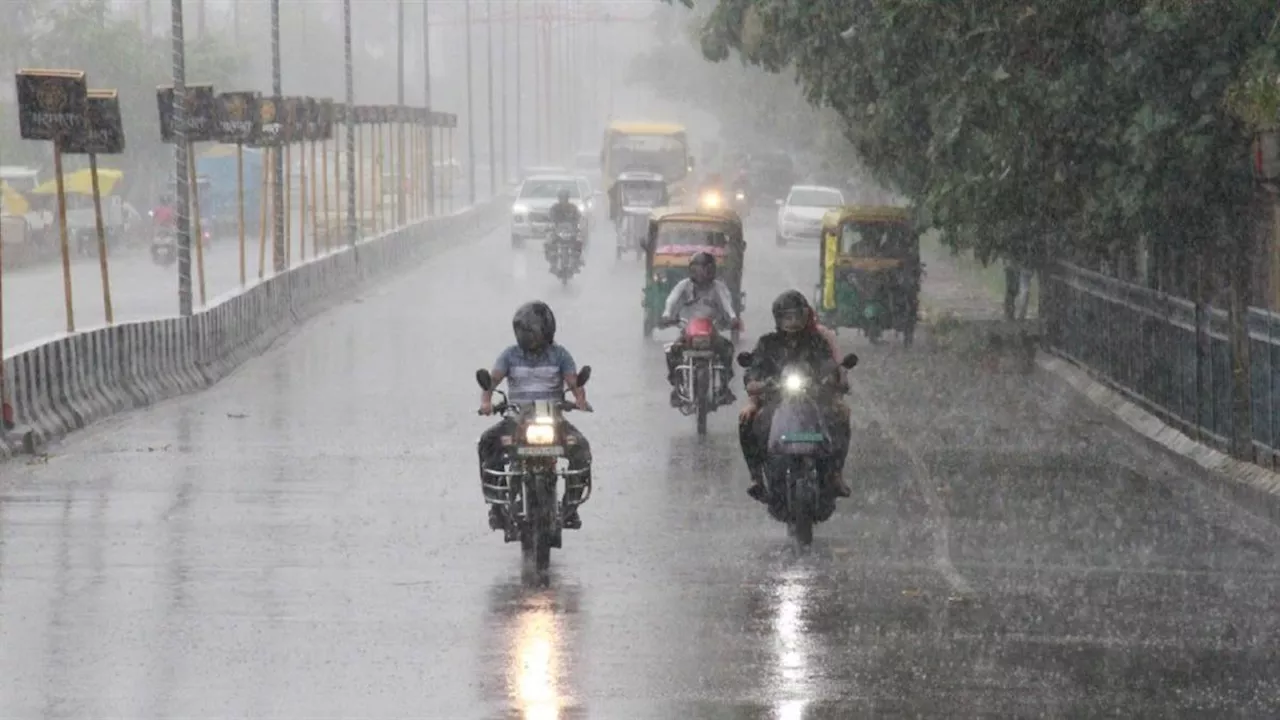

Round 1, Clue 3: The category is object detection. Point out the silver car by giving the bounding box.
[511,175,587,248]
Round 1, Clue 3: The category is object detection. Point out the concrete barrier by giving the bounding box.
[0,197,508,458]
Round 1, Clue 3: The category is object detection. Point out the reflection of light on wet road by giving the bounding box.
[772,567,813,718]
[510,595,562,720]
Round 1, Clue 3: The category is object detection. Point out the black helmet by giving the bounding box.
[689,251,716,284]
[771,290,811,333]
[513,301,557,353]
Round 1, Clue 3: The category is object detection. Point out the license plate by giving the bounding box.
[517,445,564,457]
[683,350,715,358]
[781,432,825,444]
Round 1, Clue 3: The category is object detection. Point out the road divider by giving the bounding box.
[0,195,507,458]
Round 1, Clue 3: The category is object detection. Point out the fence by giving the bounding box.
[1043,261,1280,469]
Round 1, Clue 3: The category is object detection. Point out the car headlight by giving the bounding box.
[782,373,807,392]
[699,191,722,208]
[525,423,556,445]
[574,201,585,212]
[512,203,530,214]
[735,191,745,200]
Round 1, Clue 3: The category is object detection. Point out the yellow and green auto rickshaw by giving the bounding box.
[641,205,746,341]
[815,205,922,346]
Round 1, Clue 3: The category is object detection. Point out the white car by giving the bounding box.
[775,185,845,246]
[510,174,588,248]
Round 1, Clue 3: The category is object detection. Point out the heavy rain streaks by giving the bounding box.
[4,1,1280,717]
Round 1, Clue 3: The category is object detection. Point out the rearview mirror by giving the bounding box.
[841,353,859,369]
[736,351,754,368]
[475,369,494,391]
[576,365,592,387]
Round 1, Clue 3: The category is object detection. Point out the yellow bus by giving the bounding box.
[601,122,693,196]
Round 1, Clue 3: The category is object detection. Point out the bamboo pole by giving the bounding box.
[89,154,113,324]
[258,147,271,279]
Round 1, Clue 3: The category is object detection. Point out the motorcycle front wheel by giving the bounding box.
[789,459,817,546]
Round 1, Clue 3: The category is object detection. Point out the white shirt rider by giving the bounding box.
[662,276,738,328]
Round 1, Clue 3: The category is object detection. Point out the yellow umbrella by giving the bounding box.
[0,181,29,216]
[31,167,124,197]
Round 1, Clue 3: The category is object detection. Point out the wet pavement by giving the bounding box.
[1,186,475,352]
[1,209,1279,717]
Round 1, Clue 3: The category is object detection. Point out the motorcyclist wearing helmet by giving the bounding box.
[547,187,585,266]
[659,251,741,406]
[478,301,593,530]
[738,290,854,500]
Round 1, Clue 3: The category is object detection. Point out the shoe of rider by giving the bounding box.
[741,290,852,498]
[659,251,739,395]
[476,301,593,529]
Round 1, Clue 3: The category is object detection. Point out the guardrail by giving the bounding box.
[1042,261,1280,469]
[0,193,507,457]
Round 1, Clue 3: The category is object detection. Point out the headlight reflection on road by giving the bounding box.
[772,568,813,719]
[510,596,564,720]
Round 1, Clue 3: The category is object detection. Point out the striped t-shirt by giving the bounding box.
[494,344,578,404]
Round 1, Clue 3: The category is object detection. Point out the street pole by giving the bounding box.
[465,0,476,205]
[514,0,521,174]
[500,0,508,187]
[423,0,434,217]
[271,0,285,272]
[485,0,497,197]
[344,0,356,245]
[397,0,407,225]
[169,0,192,316]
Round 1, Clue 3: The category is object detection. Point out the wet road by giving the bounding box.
[1,184,476,352]
[2,209,1280,717]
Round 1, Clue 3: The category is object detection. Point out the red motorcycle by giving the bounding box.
[665,315,735,435]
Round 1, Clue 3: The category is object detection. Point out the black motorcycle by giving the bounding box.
[545,221,583,286]
[738,350,859,546]
[475,366,594,572]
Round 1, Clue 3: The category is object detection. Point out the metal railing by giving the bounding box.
[1043,261,1280,468]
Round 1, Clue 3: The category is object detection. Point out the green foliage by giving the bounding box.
[671,0,1280,267]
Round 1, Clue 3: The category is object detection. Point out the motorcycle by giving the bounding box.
[475,366,594,572]
[662,315,734,435]
[545,221,582,285]
[150,227,177,266]
[737,350,859,546]
[732,186,751,218]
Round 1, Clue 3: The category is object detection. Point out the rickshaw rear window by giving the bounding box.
[839,222,913,257]
[656,221,729,247]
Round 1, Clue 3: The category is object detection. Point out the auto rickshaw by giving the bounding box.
[609,170,668,260]
[641,205,746,342]
[815,205,921,346]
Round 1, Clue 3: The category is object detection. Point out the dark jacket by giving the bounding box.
[743,330,840,387]
[549,200,582,225]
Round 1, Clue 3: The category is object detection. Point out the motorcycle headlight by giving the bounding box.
[699,191,722,208]
[525,422,557,445]
[782,373,807,393]
[735,191,745,200]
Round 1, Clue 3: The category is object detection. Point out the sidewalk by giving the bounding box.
[862,237,1280,527]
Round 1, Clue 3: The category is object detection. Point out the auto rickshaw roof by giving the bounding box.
[823,205,911,228]
[649,204,743,227]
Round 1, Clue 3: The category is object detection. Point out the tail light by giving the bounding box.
[685,316,715,349]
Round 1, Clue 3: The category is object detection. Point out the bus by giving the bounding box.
[600,122,693,199]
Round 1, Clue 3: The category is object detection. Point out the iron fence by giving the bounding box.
[1043,261,1280,469]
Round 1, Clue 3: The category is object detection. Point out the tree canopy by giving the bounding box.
[675,0,1280,268]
